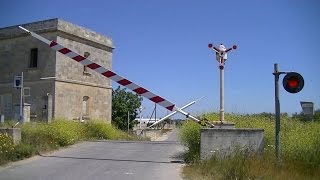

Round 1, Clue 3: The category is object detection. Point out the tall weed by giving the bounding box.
[181,113,320,179]
[179,120,201,162]
[0,134,15,164]
[84,120,119,140]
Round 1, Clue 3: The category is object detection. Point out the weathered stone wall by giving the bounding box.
[56,19,113,49]
[0,32,56,120]
[0,33,57,83]
[55,35,112,87]
[0,18,113,121]
[54,81,111,121]
[54,20,113,122]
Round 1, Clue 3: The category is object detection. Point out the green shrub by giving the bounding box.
[0,133,15,164]
[21,120,85,149]
[84,120,119,140]
[49,120,85,146]
[179,120,201,162]
[13,143,34,160]
[21,123,58,151]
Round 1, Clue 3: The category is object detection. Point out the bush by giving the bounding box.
[84,120,120,140]
[179,120,201,162]
[49,120,85,146]
[22,123,59,151]
[21,120,86,149]
[13,143,34,160]
[0,133,15,164]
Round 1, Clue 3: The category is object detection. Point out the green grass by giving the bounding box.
[180,113,320,179]
[0,119,146,166]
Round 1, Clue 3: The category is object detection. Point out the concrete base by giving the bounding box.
[0,128,21,145]
[200,128,264,160]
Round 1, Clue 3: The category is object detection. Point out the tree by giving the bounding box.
[112,86,143,131]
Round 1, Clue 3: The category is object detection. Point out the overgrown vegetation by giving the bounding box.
[0,119,146,166]
[179,120,201,163]
[292,109,320,122]
[180,113,320,179]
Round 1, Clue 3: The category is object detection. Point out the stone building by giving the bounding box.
[0,18,113,122]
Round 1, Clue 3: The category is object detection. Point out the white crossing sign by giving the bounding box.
[14,75,22,88]
[300,101,314,115]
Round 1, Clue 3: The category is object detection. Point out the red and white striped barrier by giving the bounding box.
[18,26,202,124]
[49,40,175,111]
[19,26,174,111]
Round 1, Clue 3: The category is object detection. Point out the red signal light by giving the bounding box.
[233,45,237,49]
[287,77,299,88]
[208,43,213,48]
[282,72,304,93]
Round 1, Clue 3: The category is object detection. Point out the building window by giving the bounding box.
[82,96,89,116]
[29,48,38,68]
[83,66,88,73]
[83,52,91,75]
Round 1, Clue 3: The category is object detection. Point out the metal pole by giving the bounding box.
[274,63,281,162]
[139,108,142,129]
[20,72,24,123]
[220,64,225,123]
[127,111,130,134]
[154,103,157,129]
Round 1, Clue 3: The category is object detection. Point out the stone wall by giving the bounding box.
[0,32,56,120]
[53,22,113,122]
[55,35,112,87]
[0,19,113,121]
[54,81,111,121]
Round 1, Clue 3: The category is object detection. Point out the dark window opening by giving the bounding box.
[82,96,89,116]
[84,66,88,72]
[30,48,38,68]
[83,52,91,75]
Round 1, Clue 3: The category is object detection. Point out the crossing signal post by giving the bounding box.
[273,63,304,162]
[208,43,237,123]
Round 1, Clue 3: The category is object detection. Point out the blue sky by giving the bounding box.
[1,0,319,118]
